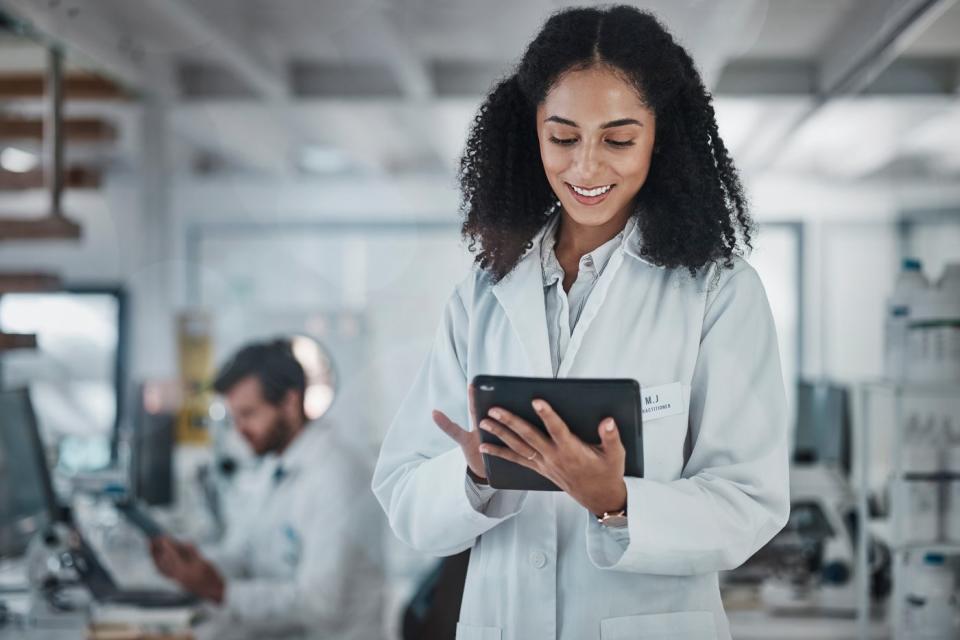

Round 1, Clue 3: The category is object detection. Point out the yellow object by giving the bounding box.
[176,311,213,445]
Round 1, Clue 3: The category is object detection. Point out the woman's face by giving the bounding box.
[536,65,656,234]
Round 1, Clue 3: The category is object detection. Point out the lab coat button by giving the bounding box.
[529,551,547,569]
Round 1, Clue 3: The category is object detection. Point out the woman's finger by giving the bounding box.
[487,407,553,452]
[478,442,539,471]
[467,384,479,428]
[531,399,574,444]
[479,418,539,461]
[598,418,625,459]
[432,410,467,445]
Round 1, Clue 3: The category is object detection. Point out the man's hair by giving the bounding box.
[212,339,306,411]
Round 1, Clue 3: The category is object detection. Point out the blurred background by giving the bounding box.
[0,1,958,638]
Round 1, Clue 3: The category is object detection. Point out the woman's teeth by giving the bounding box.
[570,184,613,197]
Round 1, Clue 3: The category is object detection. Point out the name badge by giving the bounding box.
[641,382,684,421]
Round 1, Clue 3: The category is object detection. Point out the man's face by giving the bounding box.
[222,376,294,456]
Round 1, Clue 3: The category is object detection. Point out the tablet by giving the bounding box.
[471,375,643,491]
[114,500,167,538]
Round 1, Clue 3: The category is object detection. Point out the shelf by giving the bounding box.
[899,472,960,481]
[0,215,82,240]
[0,72,130,101]
[0,272,61,293]
[858,380,960,394]
[0,333,37,351]
[0,167,101,191]
[0,117,117,142]
[893,543,960,554]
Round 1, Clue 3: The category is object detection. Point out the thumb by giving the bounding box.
[598,418,623,454]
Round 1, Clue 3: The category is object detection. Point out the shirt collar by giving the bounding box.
[538,214,646,286]
[521,210,661,269]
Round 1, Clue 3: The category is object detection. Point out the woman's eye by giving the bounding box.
[549,136,577,146]
[607,139,635,147]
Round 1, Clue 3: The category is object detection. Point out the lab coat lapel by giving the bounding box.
[491,247,553,377]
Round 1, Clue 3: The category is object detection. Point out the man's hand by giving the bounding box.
[477,399,627,516]
[149,536,225,604]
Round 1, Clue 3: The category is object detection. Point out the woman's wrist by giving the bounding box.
[587,478,627,517]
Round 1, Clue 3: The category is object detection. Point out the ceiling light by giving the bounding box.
[298,145,351,174]
[0,147,39,173]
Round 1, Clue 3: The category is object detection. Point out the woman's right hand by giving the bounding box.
[432,384,487,482]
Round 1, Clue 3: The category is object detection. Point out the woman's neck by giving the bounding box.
[554,210,630,264]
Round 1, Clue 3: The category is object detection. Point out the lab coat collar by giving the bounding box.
[492,225,554,376]
[269,420,328,479]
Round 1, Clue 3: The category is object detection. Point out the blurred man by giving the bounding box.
[150,339,384,640]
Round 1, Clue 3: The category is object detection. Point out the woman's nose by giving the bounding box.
[574,141,603,179]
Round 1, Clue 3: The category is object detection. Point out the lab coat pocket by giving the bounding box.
[600,610,716,639]
[455,622,502,640]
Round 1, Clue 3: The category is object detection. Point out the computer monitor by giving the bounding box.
[0,389,59,559]
[795,380,852,474]
[0,287,127,470]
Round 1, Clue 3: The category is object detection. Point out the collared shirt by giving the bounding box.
[540,214,637,376]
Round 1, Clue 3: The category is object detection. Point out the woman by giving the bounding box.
[373,6,789,640]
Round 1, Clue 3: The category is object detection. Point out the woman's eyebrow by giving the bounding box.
[543,115,643,129]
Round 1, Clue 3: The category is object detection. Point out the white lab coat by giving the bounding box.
[373,219,790,640]
[200,422,385,640]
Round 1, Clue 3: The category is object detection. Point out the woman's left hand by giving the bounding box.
[478,399,627,516]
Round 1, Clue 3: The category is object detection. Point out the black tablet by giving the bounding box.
[471,375,643,491]
[114,500,167,538]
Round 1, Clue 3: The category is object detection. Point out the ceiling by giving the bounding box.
[0,0,958,183]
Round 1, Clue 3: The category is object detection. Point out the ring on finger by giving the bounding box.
[526,451,538,461]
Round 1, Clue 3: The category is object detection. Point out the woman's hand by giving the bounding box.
[478,400,627,515]
[432,384,488,482]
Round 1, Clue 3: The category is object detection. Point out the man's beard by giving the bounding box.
[258,413,296,456]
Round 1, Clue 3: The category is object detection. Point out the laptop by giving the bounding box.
[61,527,198,608]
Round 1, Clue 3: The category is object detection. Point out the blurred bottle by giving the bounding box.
[907,262,960,383]
[901,553,960,640]
[886,258,928,382]
[935,263,960,383]
[904,414,939,474]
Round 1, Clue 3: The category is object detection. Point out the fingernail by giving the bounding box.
[479,445,490,453]
[489,408,502,420]
[605,420,615,432]
[532,400,545,411]
[479,420,491,431]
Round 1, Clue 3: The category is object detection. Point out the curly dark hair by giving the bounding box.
[458,5,752,282]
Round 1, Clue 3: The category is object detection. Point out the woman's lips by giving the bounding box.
[565,182,614,206]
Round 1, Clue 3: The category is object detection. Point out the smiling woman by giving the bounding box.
[373,6,789,640]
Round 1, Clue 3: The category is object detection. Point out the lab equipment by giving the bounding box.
[750,463,891,613]
[472,375,643,491]
[794,380,852,473]
[60,525,197,608]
